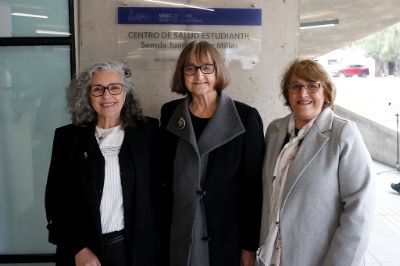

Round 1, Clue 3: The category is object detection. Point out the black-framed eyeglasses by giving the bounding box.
[89,83,124,97]
[183,64,216,76]
[288,82,322,94]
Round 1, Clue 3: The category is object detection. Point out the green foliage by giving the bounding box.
[355,22,400,75]
[356,23,400,60]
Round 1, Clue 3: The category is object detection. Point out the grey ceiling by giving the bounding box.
[299,0,400,58]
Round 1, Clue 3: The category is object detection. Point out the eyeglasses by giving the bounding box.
[89,83,124,97]
[288,82,322,94]
[183,64,216,76]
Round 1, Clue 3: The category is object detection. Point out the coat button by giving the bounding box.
[202,236,212,242]
[196,190,206,197]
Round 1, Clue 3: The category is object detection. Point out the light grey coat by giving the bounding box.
[259,108,375,266]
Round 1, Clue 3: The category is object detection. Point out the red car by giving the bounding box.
[331,64,369,77]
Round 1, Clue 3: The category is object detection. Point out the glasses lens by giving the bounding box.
[184,66,197,75]
[90,85,105,96]
[288,82,321,94]
[108,83,123,95]
[200,64,215,74]
[306,83,321,92]
[288,83,303,93]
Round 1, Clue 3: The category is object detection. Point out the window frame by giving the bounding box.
[0,0,75,263]
[0,0,76,78]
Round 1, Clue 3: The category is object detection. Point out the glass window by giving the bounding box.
[0,0,70,37]
[0,46,70,253]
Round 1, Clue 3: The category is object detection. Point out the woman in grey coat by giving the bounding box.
[257,58,375,266]
[158,41,264,266]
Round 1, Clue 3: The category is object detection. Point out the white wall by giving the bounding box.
[78,0,299,127]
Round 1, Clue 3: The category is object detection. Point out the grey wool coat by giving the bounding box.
[259,108,375,266]
[158,92,264,266]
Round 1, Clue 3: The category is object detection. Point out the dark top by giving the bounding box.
[190,112,210,140]
[284,128,301,147]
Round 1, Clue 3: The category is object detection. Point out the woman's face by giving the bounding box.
[89,70,126,124]
[288,74,326,129]
[184,54,216,97]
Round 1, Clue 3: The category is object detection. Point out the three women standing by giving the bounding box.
[45,45,374,266]
[158,41,264,266]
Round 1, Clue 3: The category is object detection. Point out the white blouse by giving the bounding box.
[95,124,125,234]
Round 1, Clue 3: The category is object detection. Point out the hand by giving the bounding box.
[241,249,256,266]
[75,247,101,266]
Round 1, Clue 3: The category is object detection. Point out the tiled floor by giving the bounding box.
[366,162,400,266]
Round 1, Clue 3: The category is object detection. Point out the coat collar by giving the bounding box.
[266,108,334,211]
[267,115,291,170]
[281,107,334,208]
[166,96,197,152]
[166,92,245,156]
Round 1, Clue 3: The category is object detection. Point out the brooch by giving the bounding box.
[177,117,186,130]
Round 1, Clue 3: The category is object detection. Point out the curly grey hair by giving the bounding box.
[66,61,143,128]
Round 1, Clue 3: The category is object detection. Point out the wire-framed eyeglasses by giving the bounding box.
[288,82,322,94]
[183,64,216,76]
[89,83,124,97]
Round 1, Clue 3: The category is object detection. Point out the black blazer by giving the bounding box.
[45,118,158,266]
[158,98,264,266]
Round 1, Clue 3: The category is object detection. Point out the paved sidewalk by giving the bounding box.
[366,162,400,266]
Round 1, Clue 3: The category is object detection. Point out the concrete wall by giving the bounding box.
[76,1,397,168]
[335,105,398,168]
[77,0,299,126]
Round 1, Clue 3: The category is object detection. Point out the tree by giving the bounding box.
[355,23,400,76]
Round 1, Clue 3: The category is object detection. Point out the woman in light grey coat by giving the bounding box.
[258,58,375,266]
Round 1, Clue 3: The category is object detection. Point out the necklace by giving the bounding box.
[95,126,114,143]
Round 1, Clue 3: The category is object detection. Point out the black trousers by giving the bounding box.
[102,230,129,266]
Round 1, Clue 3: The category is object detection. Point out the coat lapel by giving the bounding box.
[166,92,245,157]
[264,115,290,197]
[281,108,333,209]
[197,92,245,156]
[166,96,199,154]
[118,128,136,229]
[268,116,291,170]
[78,125,104,234]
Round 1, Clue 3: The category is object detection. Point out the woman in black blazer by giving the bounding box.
[45,61,158,266]
[158,41,264,266]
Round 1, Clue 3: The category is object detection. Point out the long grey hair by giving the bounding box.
[66,61,143,128]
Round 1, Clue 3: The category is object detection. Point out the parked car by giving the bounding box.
[331,64,370,77]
